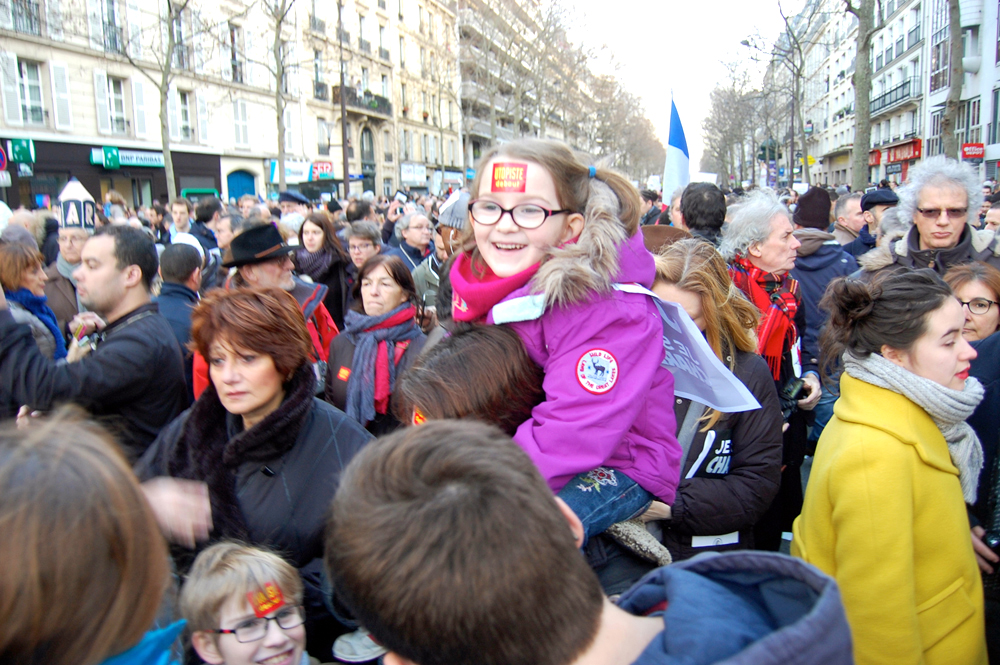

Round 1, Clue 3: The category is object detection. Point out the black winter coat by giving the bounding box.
[0,303,187,460]
[155,282,199,402]
[662,351,783,560]
[325,332,426,436]
[312,259,351,331]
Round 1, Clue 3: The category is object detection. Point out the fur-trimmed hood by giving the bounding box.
[529,179,637,309]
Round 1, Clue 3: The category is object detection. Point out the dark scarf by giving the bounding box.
[295,246,334,282]
[165,363,316,541]
[343,303,420,424]
[5,288,67,359]
[449,251,540,322]
[729,255,799,380]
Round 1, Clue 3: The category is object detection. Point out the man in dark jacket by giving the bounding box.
[790,186,857,445]
[639,189,661,226]
[156,243,201,401]
[867,156,1000,275]
[191,196,223,292]
[324,421,854,665]
[0,225,187,460]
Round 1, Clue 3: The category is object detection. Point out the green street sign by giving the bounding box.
[9,138,34,163]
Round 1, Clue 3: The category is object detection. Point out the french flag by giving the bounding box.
[662,98,690,199]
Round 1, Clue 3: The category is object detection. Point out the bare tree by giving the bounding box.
[939,0,963,157]
[845,0,883,191]
[258,0,298,192]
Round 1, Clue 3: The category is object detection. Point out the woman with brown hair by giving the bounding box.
[136,287,372,659]
[0,241,66,360]
[0,408,178,665]
[651,239,783,560]
[944,261,1000,341]
[325,254,426,435]
[295,212,351,330]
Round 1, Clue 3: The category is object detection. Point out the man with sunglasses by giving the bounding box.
[879,156,1000,276]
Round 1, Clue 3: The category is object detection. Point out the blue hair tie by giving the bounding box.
[588,166,596,178]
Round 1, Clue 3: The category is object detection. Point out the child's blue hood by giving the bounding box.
[617,551,853,665]
[99,620,185,665]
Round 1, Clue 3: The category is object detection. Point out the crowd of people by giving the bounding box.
[1,142,999,665]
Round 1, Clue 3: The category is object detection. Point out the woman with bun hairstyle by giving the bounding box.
[651,239,783,560]
[792,268,987,665]
[449,139,681,543]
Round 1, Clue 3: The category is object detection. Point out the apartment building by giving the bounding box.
[0,0,461,209]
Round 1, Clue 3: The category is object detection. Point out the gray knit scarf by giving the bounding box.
[843,351,985,503]
[56,253,85,314]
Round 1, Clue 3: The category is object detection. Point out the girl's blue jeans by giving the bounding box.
[557,467,654,547]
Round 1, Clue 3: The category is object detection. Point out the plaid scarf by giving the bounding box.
[729,255,799,380]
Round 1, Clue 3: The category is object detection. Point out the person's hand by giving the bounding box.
[66,339,93,363]
[16,405,42,429]
[972,526,998,574]
[797,373,822,411]
[640,501,672,522]
[68,312,107,338]
[142,477,213,548]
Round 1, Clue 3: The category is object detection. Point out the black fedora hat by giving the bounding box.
[222,223,296,268]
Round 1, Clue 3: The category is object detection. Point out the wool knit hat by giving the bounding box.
[793,186,832,230]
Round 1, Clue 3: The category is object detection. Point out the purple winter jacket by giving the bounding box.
[488,232,682,503]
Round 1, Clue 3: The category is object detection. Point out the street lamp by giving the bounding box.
[337,1,350,199]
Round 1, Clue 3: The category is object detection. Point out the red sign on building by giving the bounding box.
[869,149,882,166]
[887,139,922,163]
[962,143,985,159]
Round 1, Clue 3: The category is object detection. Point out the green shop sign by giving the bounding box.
[9,138,35,163]
[90,147,165,169]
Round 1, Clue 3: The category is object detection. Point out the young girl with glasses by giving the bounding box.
[449,139,682,543]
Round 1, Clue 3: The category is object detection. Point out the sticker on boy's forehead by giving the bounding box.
[491,162,528,193]
[247,582,285,618]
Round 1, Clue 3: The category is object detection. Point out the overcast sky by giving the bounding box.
[566,0,801,176]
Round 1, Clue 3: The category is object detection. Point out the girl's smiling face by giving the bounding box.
[472,158,584,277]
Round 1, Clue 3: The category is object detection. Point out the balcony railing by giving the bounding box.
[331,86,393,117]
[318,143,330,156]
[338,28,350,44]
[379,46,390,60]
[104,22,124,54]
[359,38,371,53]
[314,81,329,100]
[384,152,393,162]
[12,0,40,35]
[310,15,325,33]
[908,25,921,49]
[871,77,918,114]
[231,59,244,84]
[378,0,386,8]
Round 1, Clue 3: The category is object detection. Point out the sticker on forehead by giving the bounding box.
[492,162,528,193]
[247,582,286,618]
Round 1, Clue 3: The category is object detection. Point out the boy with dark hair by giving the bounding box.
[679,183,726,246]
[326,421,853,665]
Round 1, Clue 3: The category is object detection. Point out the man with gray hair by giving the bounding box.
[875,156,1000,275]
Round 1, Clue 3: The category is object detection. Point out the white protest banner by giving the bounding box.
[614,284,761,413]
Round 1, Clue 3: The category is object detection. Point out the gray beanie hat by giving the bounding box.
[436,191,469,231]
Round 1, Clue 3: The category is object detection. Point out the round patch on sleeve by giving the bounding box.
[576,349,619,394]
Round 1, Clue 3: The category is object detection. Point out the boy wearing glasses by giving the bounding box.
[181,542,314,665]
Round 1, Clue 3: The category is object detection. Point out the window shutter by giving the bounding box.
[219,22,232,80]
[93,69,110,134]
[87,0,104,51]
[126,0,142,58]
[0,0,13,30]
[196,90,208,144]
[131,77,147,138]
[1,53,21,126]
[49,61,71,130]
[167,85,180,141]
[46,0,63,40]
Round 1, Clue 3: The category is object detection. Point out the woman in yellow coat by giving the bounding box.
[792,269,987,665]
